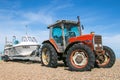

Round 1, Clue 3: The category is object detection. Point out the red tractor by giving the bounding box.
[40,16,116,71]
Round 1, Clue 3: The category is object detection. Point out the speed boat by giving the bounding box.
[3,35,40,61]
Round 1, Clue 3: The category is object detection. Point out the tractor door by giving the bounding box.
[64,24,80,44]
[52,26,64,52]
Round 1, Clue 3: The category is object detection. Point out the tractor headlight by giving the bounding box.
[99,44,102,47]
[94,44,98,47]
[94,44,102,47]
[94,35,103,50]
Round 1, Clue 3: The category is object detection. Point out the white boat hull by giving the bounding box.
[4,45,39,56]
[14,45,38,56]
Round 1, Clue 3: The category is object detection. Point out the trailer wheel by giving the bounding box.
[96,46,116,68]
[3,55,9,62]
[66,43,95,71]
[40,43,58,68]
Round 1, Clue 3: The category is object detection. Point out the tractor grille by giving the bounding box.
[94,35,103,51]
[94,35,102,44]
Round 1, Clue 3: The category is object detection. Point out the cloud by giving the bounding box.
[22,12,54,25]
[0,0,20,10]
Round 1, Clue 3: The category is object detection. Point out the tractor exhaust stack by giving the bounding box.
[77,16,82,35]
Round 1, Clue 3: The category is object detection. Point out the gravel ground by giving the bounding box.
[0,59,120,80]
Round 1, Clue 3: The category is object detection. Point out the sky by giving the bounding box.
[0,0,120,57]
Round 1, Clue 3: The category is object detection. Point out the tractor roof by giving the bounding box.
[48,20,78,28]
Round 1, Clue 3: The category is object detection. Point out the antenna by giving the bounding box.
[5,37,7,45]
[77,16,82,35]
[25,25,28,35]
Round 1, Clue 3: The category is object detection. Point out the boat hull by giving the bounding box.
[14,45,38,56]
[4,45,39,57]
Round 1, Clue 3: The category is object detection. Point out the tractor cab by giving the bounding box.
[48,20,81,52]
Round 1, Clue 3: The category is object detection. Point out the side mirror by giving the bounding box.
[81,25,84,30]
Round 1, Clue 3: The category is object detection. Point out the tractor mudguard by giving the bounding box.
[42,39,59,53]
[64,41,82,54]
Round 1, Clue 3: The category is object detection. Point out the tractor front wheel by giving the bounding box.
[95,46,116,68]
[40,43,58,68]
[66,43,95,71]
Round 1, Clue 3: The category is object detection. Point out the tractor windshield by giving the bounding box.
[64,24,80,38]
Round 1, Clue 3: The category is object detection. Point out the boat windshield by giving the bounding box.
[22,36,38,42]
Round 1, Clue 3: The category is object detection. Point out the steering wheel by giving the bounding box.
[66,31,76,38]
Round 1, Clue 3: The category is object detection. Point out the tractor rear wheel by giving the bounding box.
[40,43,58,68]
[95,46,116,68]
[66,43,95,71]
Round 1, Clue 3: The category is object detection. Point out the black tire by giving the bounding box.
[63,57,68,67]
[40,43,58,68]
[66,43,95,71]
[95,46,116,68]
[3,55,9,62]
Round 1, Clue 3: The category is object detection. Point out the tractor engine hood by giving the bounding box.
[69,34,94,44]
[69,34,103,51]
[68,34,95,50]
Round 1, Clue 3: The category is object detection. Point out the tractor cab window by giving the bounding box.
[64,24,80,41]
[52,26,62,43]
